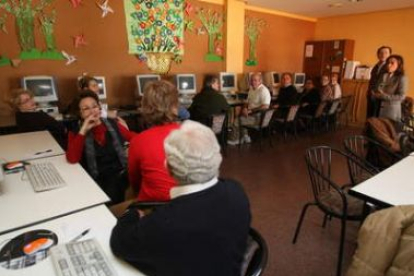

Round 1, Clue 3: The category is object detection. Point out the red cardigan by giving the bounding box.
[66,122,135,163]
[128,123,180,201]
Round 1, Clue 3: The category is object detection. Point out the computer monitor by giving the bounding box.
[176,74,196,94]
[77,76,107,100]
[136,74,161,96]
[219,72,237,92]
[21,76,58,104]
[293,73,306,86]
[263,72,280,87]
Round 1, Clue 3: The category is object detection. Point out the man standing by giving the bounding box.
[367,46,392,118]
[110,121,251,276]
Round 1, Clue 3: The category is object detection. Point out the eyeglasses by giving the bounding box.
[80,105,100,112]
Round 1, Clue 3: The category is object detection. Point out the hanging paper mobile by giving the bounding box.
[96,0,114,18]
[73,34,87,48]
[61,50,76,65]
[69,0,82,8]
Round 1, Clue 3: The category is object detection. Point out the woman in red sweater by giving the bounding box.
[128,80,180,201]
[66,91,135,204]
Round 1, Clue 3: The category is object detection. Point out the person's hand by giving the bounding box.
[79,113,100,135]
[373,90,384,99]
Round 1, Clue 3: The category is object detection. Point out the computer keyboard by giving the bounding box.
[50,239,117,276]
[25,162,66,192]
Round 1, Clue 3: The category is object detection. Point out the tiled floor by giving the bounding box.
[221,126,364,276]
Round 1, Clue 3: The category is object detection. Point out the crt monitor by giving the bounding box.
[219,72,237,92]
[272,72,280,85]
[293,73,306,86]
[21,76,58,104]
[176,74,196,94]
[263,72,280,87]
[136,74,161,96]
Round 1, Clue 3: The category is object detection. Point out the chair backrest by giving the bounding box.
[328,99,341,115]
[242,227,268,276]
[286,105,300,122]
[344,135,403,171]
[210,113,227,135]
[260,109,275,128]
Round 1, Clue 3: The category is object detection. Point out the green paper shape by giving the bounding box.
[0,56,11,66]
[205,53,223,62]
[197,8,224,61]
[19,49,64,60]
[245,59,257,66]
[245,17,266,66]
[39,10,57,51]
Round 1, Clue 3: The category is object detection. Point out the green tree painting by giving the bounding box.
[197,8,224,62]
[0,0,63,61]
[245,17,266,66]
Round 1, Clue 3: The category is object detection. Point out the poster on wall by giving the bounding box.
[123,0,184,65]
[0,0,64,67]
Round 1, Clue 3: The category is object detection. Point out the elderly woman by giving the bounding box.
[111,120,251,276]
[373,54,407,122]
[128,80,180,201]
[66,90,135,204]
[10,89,67,148]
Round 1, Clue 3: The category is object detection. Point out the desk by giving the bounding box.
[0,131,64,162]
[0,205,145,276]
[0,155,109,235]
[349,155,414,207]
[226,98,247,107]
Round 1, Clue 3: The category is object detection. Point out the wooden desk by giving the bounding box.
[0,131,64,162]
[0,205,145,276]
[349,155,414,207]
[0,155,109,235]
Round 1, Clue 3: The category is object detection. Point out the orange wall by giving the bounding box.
[0,0,315,116]
[315,8,414,97]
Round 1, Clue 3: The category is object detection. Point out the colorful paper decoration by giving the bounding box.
[0,56,11,67]
[245,17,266,66]
[96,0,113,18]
[196,8,224,62]
[123,0,185,70]
[73,34,87,48]
[61,50,76,65]
[0,14,7,33]
[0,0,64,61]
[69,0,82,8]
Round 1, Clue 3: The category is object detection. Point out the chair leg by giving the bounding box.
[322,214,328,228]
[336,218,347,276]
[292,202,316,244]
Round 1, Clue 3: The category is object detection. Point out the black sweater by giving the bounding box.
[110,179,251,276]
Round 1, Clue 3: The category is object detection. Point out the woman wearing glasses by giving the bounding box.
[66,90,136,204]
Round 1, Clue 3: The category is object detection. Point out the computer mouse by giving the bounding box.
[5,161,25,170]
[23,238,54,255]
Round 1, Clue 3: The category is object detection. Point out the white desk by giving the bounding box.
[0,155,109,235]
[0,205,145,276]
[0,131,64,162]
[349,155,414,207]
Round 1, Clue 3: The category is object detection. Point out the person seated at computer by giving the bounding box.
[66,90,135,204]
[320,74,334,102]
[10,89,67,149]
[272,72,299,119]
[128,80,180,201]
[188,74,229,126]
[331,73,342,100]
[110,120,251,276]
[299,78,321,116]
[230,73,270,144]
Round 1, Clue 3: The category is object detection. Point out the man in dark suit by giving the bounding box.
[367,46,392,118]
[110,120,251,276]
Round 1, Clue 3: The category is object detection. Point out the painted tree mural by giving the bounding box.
[0,0,62,61]
[197,8,223,62]
[245,17,266,66]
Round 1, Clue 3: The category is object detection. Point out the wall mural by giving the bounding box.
[0,0,63,67]
[123,0,184,74]
[196,7,223,62]
[245,17,266,66]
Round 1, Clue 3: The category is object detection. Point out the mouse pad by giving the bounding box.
[0,229,58,270]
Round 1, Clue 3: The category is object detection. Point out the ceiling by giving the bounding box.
[247,0,414,18]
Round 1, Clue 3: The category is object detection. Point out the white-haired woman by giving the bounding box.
[111,121,251,276]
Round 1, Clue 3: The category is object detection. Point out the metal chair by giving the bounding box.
[299,101,328,133]
[324,99,342,131]
[208,113,228,156]
[239,108,275,150]
[344,135,403,172]
[337,95,353,127]
[243,227,268,276]
[273,105,300,140]
[292,146,373,276]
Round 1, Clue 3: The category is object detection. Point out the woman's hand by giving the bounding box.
[79,113,100,135]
